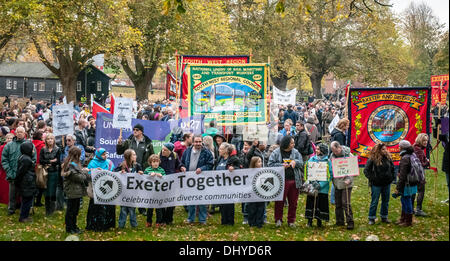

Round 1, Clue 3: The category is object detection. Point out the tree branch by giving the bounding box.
[30,32,60,76]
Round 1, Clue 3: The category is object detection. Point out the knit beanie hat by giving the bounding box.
[1,126,9,136]
[133,123,144,132]
[163,142,174,152]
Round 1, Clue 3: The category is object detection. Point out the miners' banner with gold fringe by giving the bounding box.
[348,87,431,166]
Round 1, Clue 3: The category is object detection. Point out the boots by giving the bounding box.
[45,197,56,216]
[307,219,313,227]
[399,213,413,227]
[396,212,406,225]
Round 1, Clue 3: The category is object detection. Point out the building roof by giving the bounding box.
[0,62,58,79]
[0,62,111,80]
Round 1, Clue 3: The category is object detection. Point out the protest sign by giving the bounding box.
[95,112,204,167]
[306,161,329,181]
[431,74,449,106]
[331,156,359,178]
[112,97,133,129]
[91,167,284,208]
[52,104,74,136]
[328,114,340,134]
[243,124,269,143]
[272,86,297,106]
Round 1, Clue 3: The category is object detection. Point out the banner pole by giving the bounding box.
[344,83,351,120]
[434,79,443,204]
[62,135,65,148]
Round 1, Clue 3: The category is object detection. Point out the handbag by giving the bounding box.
[299,180,320,197]
[35,164,48,189]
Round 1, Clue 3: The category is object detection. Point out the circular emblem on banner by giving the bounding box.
[368,105,409,146]
[252,169,284,200]
[92,171,122,203]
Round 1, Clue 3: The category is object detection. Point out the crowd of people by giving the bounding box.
[0,95,448,235]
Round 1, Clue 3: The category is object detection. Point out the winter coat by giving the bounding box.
[75,128,95,153]
[330,128,347,146]
[61,144,86,164]
[160,151,183,174]
[396,146,418,195]
[364,157,395,187]
[413,143,430,169]
[305,122,320,143]
[329,145,354,190]
[1,137,36,180]
[283,109,298,125]
[39,146,61,173]
[15,142,37,197]
[62,162,89,199]
[32,140,45,165]
[442,136,449,173]
[307,155,331,194]
[174,141,188,160]
[116,134,154,169]
[181,146,214,172]
[114,162,143,173]
[247,145,267,167]
[294,129,310,156]
[214,154,242,171]
[268,147,304,189]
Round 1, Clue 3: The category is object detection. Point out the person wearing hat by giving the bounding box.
[0,126,10,145]
[305,143,331,228]
[394,140,418,227]
[117,123,154,169]
[213,133,226,160]
[268,135,304,227]
[159,142,185,225]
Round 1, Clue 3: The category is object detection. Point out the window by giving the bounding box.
[13,81,17,90]
[97,81,102,91]
[33,82,37,91]
[39,82,45,91]
[56,82,62,92]
[6,80,12,89]
[77,81,82,91]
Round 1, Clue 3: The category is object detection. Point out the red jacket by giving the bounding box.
[32,140,45,165]
[174,141,187,160]
[0,144,9,204]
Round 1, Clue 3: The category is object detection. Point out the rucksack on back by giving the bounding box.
[408,153,424,185]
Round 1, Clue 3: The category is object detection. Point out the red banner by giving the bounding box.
[348,87,431,166]
[166,67,177,101]
[430,74,449,106]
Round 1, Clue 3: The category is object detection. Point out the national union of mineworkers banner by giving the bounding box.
[187,63,268,126]
[91,167,285,208]
[348,87,431,166]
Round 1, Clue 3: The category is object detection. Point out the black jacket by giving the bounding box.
[114,162,143,173]
[364,157,395,187]
[160,151,183,174]
[15,142,37,197]
[396,146,415,194]
[247,145,267,167]
[214,155,242,170]
[294,129,310,156]
[330,128,347,146]
[39,146,61,173]
[116,134,155,169]
[75,128,95,153]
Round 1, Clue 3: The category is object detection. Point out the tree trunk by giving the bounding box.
[60,72,79,104]
[135,80,150,101]
[310,73,324,99]
[271,72,290,90]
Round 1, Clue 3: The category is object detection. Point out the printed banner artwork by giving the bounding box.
[91,167,285,208]
[306,161,329,182]
[95,112,204,167]
[331,156,359,178]
[430,74,449,106]
[179,55,250,118]
[348,87,431,165]
[187,64,268,126]
[112,97,133,129]
[52,104,74,137]
[272,86,297,106]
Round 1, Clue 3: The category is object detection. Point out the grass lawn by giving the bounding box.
[0,144,448,241]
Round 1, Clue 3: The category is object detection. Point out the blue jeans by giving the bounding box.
[330,184,335,205]
[368,185,390,220]
[401,196,413,214]
[188,205,207,223]
[118,206,137,228]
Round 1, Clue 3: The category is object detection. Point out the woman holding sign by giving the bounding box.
[305,143,331,228]
[329,141,355,230]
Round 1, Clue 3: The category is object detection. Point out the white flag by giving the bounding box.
[328,114,340,134]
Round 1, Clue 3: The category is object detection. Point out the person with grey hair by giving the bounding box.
[394,140,419,227]
[329,141,355,230]
[1,126,36,215]
[161,107,174,121]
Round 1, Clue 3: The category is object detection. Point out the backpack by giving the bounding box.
[408,153,424,185]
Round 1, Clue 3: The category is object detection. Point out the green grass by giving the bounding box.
[0,144,448,241]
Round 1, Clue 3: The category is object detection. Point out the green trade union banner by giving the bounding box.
[187,64,268,126]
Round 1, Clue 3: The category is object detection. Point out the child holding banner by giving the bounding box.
[115,149,143,229]
[305,143,331,228]
[144,154,166,227]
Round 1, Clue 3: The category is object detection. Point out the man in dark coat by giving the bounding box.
[294,121,310,162]
[283,104,298,126]
[116,123,154,169]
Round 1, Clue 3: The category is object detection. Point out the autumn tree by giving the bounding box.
[120,0,236,101]
[27,0,140,103]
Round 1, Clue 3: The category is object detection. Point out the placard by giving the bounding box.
[112,97,133,129]
[306,161,329,181]
[272,86,297,106]
[331,156,359,178]
[243,124,269,143]
[52,103,74,137]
